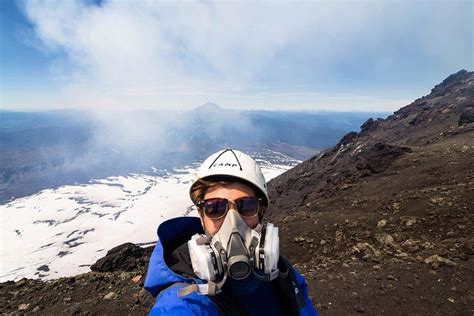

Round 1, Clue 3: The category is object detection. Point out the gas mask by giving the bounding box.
[179,209,282,296]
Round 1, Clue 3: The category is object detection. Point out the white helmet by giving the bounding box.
[189,149,269,207]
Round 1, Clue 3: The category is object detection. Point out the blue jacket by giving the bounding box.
[144,217,318,315]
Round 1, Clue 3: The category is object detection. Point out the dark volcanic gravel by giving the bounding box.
[267,69,474,315]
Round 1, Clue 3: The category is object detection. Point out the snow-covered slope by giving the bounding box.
[0,151,299,281]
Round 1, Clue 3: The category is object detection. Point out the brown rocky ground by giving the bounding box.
[275,137,474,315]
[1,70,473,315]
[0,243,155,315]
[267,69,474,315]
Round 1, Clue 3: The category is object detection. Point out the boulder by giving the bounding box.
[90,243,153,272]
[458,108,474,125]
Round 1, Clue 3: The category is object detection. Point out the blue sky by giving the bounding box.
[0,0,472,112]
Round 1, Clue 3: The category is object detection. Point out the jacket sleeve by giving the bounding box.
[292,269,319,316]
[148,284,220,316]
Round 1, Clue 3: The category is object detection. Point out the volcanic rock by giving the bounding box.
[458,108,474,125]
[90,243,153,272]
[266,70,474,315]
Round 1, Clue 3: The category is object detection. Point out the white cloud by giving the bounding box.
[21,0,472,111]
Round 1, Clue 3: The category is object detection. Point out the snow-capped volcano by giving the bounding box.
[0,151,299,282]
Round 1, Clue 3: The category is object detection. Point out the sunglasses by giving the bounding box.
[198,196,264,219]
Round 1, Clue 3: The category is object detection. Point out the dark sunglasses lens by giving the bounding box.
[235,197,259,217]
[203,198,228,219]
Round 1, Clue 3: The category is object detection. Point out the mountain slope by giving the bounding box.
[267,70,474,314]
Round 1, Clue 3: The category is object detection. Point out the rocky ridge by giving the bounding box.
[1,70,473,315]
[266,69,474,314]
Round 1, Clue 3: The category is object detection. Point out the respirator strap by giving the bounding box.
[248,236,259,267]
[278,270,289,278]
[177,282,222,297]
[258,224,267,270]
[177,284,200,297]
[177,240,229,297]
[252,268,281,282]
[196,235,213,245]
[213,240,229,270]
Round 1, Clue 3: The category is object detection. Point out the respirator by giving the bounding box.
[180,209,282,296]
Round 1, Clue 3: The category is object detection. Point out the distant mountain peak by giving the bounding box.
[192,102,224,112]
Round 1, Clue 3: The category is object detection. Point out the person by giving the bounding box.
[144,149,318,315]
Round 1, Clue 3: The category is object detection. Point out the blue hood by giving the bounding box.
[144,216,204,297]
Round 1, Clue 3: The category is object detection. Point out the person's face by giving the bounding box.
[200,182,259,235]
